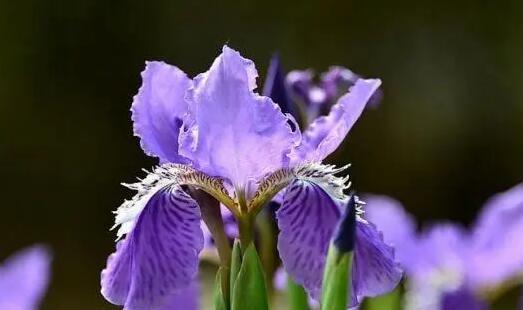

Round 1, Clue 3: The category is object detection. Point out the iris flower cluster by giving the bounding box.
[100,46,401,310]
[365,184,523,309]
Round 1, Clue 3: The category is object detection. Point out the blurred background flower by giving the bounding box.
[0,246,51,310]
[1,0,522,309]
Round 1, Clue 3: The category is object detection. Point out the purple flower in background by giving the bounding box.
[468,184,523,290]
[365,183,523,309]
[285,66,382,124]
[101,45,399,310]
[0,245,51,310]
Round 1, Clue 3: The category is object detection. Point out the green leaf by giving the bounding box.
[321,246,353,310]
[287,277,310,310]
[231,243,269,310]
[363,285,402,310]
[213,266,229,310]
[229,239,242,303]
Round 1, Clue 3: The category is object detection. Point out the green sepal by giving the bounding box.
[231,243,269,310]
[213,266,229,310]
[287,277,310,310]
[321,245,353,310]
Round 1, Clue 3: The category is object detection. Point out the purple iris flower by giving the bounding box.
[365,183,523,310]
[101,46,400,310]
[0,245,51,310]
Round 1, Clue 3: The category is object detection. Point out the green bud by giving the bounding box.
[231,241,269,310]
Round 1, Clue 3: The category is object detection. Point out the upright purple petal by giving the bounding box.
[469,183,523,289]
[179,46,298,187]
[350,221,403,306]
[363,195,418,270]
[276,179,402,307]
[0,245,51,310]
[290,79,381,163]
[131,61,192,163]
[101,185,204,310]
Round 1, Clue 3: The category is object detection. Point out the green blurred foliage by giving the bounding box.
[0,0,522,309]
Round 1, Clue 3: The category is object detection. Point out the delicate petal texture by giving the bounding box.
[131,61,192,163]
[363,194,418,269]
[469,183,523,288]
[159,280,199,310]
[0,246,51,310]
[101,240,131,305]
[101,185,204,310]
[350,220,403,306]
[291,79,381,163]
[277,179,401,307]
[180,46,298,186]
[276,179,340,299]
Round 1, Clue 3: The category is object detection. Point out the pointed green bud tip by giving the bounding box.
[333,194,360,253]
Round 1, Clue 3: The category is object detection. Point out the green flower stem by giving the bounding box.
[256,208,277,295]
[238,215,254,250]
[188,188,232,307]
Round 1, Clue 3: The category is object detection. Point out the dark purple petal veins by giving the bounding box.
[101,185,204,310]
[276,179,341,299]
[351,220,403,306]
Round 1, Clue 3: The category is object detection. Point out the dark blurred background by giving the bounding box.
[1,0,522,309]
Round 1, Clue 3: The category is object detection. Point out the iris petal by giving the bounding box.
[276,179,340,299]
[276,179,401,307]
[179,46,298,186]
[364,195,418,271]
[131,61,192,163]
[0,246,51,310]
[469,183,523,288]
[101,185,204,310]
[351,221,403,306]
[291,79,381,163]
[159,279,199,310]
